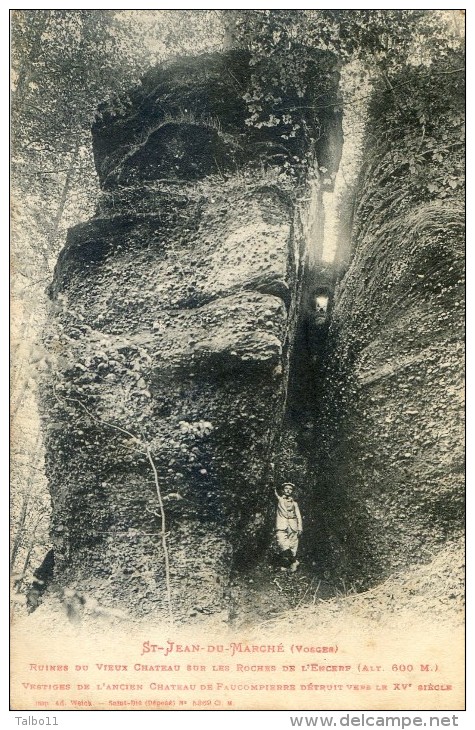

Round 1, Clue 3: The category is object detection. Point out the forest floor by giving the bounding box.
[228,538,464,632]
[13,538,463,635]
[228,557,339,630]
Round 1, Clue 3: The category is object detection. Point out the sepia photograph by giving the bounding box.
[10,6,465,714]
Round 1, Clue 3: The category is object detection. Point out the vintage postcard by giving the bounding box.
[10,8,465,714]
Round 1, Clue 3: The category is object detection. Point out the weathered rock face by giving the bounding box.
[43,51,341,621]
[91,50,341,191]
[316,64,465,586]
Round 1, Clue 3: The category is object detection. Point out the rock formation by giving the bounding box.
[316,62,465,586]
[40,48,464,623]
[42,50,342,621]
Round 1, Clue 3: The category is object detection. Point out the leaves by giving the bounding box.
[227,9,463,148]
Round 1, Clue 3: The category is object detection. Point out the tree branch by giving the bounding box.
[146,447,174,626]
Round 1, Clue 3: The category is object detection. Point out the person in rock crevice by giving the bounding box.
[274,482,302,572]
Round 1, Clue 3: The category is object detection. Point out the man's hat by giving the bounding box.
[282,482,295,488]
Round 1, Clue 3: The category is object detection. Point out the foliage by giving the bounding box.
[225,12,398,113]
[224,10,463,144]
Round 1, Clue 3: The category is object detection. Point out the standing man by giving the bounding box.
[274,482,302,572]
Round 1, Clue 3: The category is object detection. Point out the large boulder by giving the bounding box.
[42,50,342,621]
